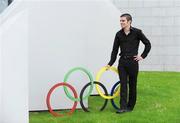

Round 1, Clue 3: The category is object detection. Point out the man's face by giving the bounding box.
[120,17,131,29]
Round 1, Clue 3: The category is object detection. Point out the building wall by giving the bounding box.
[0,0,8,13]
[112,0,180,71]
[0,0,13,13]
[28,0,120,110]
[0,21,2,123]
[0,2,29,122]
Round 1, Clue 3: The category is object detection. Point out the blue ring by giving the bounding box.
[110,81,121,110]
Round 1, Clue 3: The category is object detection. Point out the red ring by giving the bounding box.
[46,82,78,117]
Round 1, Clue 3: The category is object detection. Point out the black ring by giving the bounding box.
[80,81,108,112]
[110,81,121,110]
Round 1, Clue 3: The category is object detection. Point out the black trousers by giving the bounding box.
[118,57,139,110]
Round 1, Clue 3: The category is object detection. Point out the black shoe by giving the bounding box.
[116,109,127,114]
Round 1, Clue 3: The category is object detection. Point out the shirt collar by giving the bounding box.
[130,26,134,31]
[120,26,134,34]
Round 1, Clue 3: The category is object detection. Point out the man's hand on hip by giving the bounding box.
[133,55,143,61]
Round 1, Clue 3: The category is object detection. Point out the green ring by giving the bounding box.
[63,67,94,101]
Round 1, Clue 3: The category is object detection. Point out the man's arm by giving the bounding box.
[138,30,151,59]
[107,33,120,66]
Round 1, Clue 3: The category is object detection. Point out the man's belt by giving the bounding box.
[121,55,134,59]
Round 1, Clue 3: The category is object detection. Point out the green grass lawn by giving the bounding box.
[30,72,180,123]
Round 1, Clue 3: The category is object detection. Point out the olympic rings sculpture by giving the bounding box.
[46,82,78,117]
[95,66,120,99]
[63,67,94,101]
[110,81,121,110]
[46,66,121,117]
[80,81,108,112]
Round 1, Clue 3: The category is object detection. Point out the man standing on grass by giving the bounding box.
[105,13,151,114]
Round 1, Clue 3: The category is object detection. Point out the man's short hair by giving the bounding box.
[120,13,132,22]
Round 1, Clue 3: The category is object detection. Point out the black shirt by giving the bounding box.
[108,27,151,66]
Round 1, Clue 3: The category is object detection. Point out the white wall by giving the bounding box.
[28,0,121,111]
[0,0,8,13]
[0,20,2,123]
[112,0,180,71]
[1,0,121,114]
[0,1,29,122]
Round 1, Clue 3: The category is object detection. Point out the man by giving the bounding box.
[105,13,151,114]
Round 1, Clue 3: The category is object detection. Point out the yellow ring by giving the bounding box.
[95,66,120,99]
